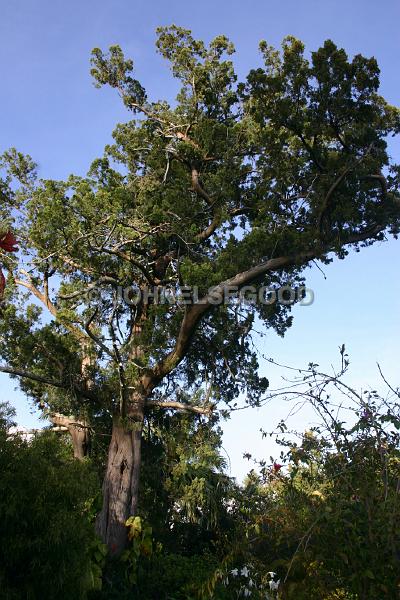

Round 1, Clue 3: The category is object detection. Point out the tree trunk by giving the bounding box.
[96,413,143,554]
[49,413,90,459]
[68,422,90,459]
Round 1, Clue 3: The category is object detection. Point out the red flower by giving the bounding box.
[273,462,283,473]
[0,231,18,253]
[0,230,18,299]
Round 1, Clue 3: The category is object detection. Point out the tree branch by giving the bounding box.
[191,167,213,207]
[0,365,66,388]
[89,244,157,285]
[195,214,221,242]
[189,167,223,242]
[317,144,375,231]
[146,399,214,415]
[145,217,391,390]
[50,413,91,430]
[15,271,86,341]
[362,173,400,209]
[58,276,120,300]
[83,307,114,358]
[144,251,316,388]
[0,365,96,401]
[317,166,352,231]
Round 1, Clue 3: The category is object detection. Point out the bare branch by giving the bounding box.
[377,363,400,399]
[146,399,214,415]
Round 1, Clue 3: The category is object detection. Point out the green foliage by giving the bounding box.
[85,538,108,592]
[94,550,223,600]
[223,360,400,599]
[2,363,400,599]
[122,516,154,584]
[0,426,101,600]
[138,409,235,554]
[134,551,223,600]
[0,400,16,428]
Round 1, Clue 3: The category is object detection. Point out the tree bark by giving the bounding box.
[95,411,143,554]
[68,422,90,459]
[49,413,90,459]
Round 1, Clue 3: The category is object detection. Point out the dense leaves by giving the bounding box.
[213,361,400,600]
[2,356,400,599]
[0,418,100,600]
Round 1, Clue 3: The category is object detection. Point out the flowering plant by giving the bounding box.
[0,225,18,299]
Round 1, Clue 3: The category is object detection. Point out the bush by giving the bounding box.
[0,425,100,600]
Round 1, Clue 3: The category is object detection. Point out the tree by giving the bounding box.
[0,26,399,553]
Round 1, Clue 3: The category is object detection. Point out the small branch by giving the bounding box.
[377,363,400,399]
[189,167,223,243]
[229,207,254,217]
[362,173,400,209]
[49,413,91,430]
[89,244,157,285]
[0,365,96,402]
[0,365,66,388]
[195,213,221,242]
[298,133,325,172]
[58,276,119,300]
[191,168,213,207]
[317,144,375,232]
[146,399,214,415]
[84,308,114,358]
[317,166,352,231]
[16,269,57,315]
[108,294,128,415]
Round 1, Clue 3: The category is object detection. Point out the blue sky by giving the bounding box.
[1,0,399,480]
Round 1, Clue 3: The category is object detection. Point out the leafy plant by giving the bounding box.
[0,426,101,600]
